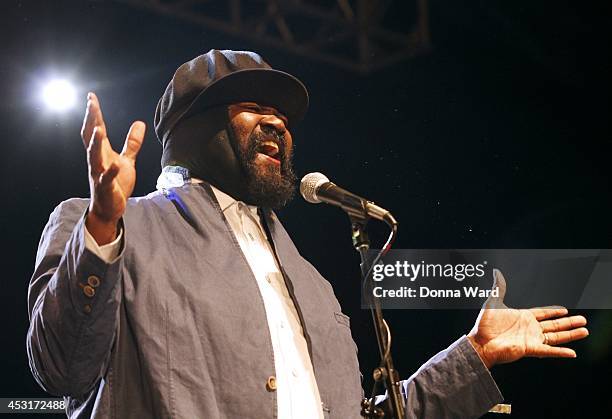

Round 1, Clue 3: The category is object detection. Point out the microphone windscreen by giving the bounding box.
[300,172,329,204]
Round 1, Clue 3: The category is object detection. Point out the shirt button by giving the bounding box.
[280,321,285,329]
[266,376,277,392]
[83,285,96,298]
[87,275,101,288]
[292,369,298,378]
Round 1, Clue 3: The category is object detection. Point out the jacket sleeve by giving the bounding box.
[375,335,503,419]
[26,199,124,397]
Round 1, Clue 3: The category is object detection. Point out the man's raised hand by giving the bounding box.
[81,93,146,245]
[467,269,589,369]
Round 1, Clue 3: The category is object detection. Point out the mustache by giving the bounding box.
[245,126,292,172]
[254,126,285,147]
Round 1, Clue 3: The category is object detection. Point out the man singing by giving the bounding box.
[27,49,588,418]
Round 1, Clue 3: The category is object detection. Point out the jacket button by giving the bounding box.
[83,285,96,298]
[83,304,92,314]
[265,376,277,392]
[87,275,101,288]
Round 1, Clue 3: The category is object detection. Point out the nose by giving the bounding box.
[260,114,286,134]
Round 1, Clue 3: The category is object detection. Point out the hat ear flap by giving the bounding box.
[161,107,250,201]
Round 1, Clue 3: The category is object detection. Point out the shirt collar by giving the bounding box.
[192,177,258,216]
[208,183,240,213]
[157,166,258,215]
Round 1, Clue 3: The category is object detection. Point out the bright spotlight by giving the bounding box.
[42,79,77,112]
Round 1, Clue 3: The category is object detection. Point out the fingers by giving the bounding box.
[540,315,587,333]
[99,162,120,188]
[87,128,119,197]
[532,346,577,359]
[87,127,105,177]
[484,268,507,308]
[529,311,589,359]
[544,327,589,346]
[81,92,107,148]
[121,121,146,161]
[492,269,507,299]
[81,100,95,147]
[529,306,568,321]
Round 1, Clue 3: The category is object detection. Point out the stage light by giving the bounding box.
[42,79,77,112]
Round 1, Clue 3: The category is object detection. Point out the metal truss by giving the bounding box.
[115,0,430,73]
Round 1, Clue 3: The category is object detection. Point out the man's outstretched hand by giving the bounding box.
[81,93,146,245]
[467,269,589,369]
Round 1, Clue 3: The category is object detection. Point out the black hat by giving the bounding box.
[155,49,309,143]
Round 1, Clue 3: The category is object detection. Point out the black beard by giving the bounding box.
[237,126,297,208]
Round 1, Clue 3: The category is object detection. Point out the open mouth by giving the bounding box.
[257,140,280,164]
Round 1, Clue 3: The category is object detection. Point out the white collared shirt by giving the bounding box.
[85,181,324,419]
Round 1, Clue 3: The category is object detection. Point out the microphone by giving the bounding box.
[300,172,397,226]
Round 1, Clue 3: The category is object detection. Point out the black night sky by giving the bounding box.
[1,1,611,418]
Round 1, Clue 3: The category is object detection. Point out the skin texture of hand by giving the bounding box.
[467,269,589,369]
[81,93,146,245]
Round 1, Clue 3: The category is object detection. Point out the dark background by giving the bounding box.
[1,1,611,418]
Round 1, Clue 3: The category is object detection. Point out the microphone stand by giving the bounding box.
[351,217,405,419]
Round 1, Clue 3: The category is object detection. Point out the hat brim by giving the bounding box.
[183,68,309,125]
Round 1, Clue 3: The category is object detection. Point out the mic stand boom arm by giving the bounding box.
[351,217,405,419]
